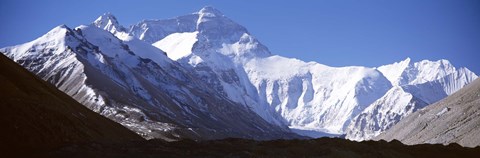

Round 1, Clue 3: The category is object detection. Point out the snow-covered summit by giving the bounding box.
[377,58,411,86]
[1,24,71,61]
[93,12,126,35]
[378,58,476,86]
[127,6,271,61]
[197,6,224,17]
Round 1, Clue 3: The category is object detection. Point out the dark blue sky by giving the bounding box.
[1,0,479,74]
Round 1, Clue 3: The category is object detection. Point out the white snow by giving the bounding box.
[377,58,470,86]
[346,59,477,141]
[377,57,411,86]
[1,25,68,60]
[243,55,393,134]
[188,55,204,66]
[93,12,127,37]
[122,36,172,67]
[152,32,198,60]
[345,86,422,141]
[76,25,139,66]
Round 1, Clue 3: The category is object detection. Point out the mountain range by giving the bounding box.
[1,6,477,141]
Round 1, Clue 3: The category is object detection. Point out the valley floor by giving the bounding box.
[32,138,480,158]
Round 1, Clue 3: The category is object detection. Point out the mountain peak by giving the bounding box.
[94,12,119,25]
[402,57,411,64]
[377,57,412,86]
[57,24,69,29]
[415,59,454,71]
[197,6,223,17]
[41,24,71,40]
[93,12,125,34]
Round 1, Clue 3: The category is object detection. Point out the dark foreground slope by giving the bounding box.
[375,78,480,147]
[0,53,143,153]
[51,138,480,158]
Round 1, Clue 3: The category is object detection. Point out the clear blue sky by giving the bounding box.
[1,0,479,74]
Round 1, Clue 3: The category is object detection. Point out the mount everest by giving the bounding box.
[1,7,477,141]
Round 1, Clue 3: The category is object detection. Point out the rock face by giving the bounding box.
[0,53,143,152]
[375,78,480,147]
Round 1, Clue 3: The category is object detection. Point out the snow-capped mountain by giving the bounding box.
[132,7,284,128]
[0,19,296,140]
[1,7,477,141]
[124,7,477,139]
[126,7,391,136]
[346,58,477,140]
[93,13,126,35]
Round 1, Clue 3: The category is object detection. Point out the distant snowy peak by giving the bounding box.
[377,58,411,85]
[128,6,227,44]
[2,25,71,60]
[346,58,477,141]
[197,6,224,17]
[194,6,245,33]
[378,58,476,86]
[93,13,126,35]
[194,8,248,40]
[409,59,457,84]
[192,7,272,58]
[34,24,71,42]
[89,13,172,68]
[129,6,270,60]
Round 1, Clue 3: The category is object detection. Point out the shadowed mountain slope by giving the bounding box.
[0,53,143,153]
